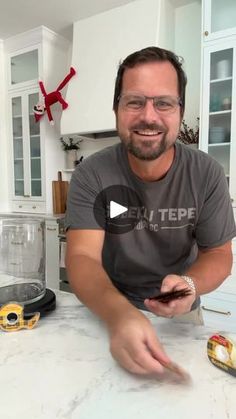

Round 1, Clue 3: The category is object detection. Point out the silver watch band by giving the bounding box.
[180,275,196,295]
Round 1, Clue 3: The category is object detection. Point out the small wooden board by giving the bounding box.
[52,171,69,214]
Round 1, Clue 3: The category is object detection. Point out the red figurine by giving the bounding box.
[33,67,76,125]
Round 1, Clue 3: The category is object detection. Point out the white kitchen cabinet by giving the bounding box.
[9,88,44,205]
[200,1,236,203]
[201,291,236,332]
[200,205,236,331]
[203,0,236,42]
[8,46,40,90]
[199,38,236,202]
[61,0,175,135]
[201,271,236,332]
[45,219,60,290]
[4,26,70,213]
[201,236,236,332]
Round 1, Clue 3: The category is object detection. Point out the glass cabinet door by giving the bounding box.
[208,48,233,185]
[10,49,38,86]
[11,90,42,200]
[211,0,236,34]
[28,93,42,197]
[200,40,236,202]
[12,97,24,196]
[204,0,236,40]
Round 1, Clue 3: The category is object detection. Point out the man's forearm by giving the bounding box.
[184,243,233,297]
[66,254,139,328]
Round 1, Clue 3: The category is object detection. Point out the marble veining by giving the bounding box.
[1,290,236,419]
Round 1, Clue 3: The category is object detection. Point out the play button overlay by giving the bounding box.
[93,185,142,234]
[110,201,127,218]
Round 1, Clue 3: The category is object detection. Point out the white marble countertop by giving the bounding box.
[1,290,236,419]
[0,212,64,220]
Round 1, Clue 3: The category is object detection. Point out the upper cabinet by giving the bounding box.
[4,26,70,213]
[200,1,236,203]
[60,0,175,135]
[9,47,39,89]
[203,0,236,41]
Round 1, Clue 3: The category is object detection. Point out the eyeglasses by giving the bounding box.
[118,94,182,114]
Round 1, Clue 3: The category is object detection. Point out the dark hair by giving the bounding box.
[113,46,187,115]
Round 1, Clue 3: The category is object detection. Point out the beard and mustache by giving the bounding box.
[118,122,171,161]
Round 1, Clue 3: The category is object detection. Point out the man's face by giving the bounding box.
[115,61,182,161]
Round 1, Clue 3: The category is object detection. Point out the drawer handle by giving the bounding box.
[32,206,36,209]
[202,305,231,316]
[47,227,57,231]
[18,205,22,208]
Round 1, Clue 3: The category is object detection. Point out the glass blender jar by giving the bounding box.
[0,218,46,305]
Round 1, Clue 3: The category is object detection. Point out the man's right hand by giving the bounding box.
[66,230,172,376]
[108,311,172,375]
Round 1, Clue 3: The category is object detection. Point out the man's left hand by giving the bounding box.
[144,274,196,318]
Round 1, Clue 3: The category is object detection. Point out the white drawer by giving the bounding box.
[201,292,236,332]
[12,200,46,214]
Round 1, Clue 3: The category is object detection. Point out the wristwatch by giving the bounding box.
[180,275,196,295]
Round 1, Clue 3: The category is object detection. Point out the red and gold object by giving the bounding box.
[207,334,236,377]
[33,67,76,125]
[0,302,40,332]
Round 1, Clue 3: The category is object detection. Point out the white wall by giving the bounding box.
[62,136,120,181]
[0,40,10,211]
[158,0,175,50]
[74,137,120,160]
[174,1,201,128]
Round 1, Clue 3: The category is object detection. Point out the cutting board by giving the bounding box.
[52,171,69,214]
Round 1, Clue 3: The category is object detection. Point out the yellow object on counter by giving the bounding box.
[0,302,40,332]
[207,334,236,377]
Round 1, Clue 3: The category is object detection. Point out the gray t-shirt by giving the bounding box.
[65,142,236,310]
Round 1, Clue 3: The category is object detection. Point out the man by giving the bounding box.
[65,46,236,375]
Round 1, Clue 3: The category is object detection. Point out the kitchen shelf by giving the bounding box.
[209,110,231,116]
[210,76,233,83]
[208,142,230,146]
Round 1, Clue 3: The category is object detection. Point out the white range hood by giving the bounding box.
[60,0,175,136]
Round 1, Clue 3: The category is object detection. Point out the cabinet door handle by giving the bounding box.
[201,305,231,316]
[47,227,57,231]
[204,30,209,36]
